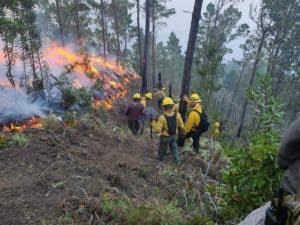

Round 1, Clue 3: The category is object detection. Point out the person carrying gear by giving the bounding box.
[125,93,145,135]
[151,97,185,164]
[154,87,166,109]
[178,93,210,153]
[265,118,300,225]
[210,122,221,140]
[141,92,153,107]
[139,92,153,134]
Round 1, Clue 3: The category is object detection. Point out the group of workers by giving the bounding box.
[125,87,222,164]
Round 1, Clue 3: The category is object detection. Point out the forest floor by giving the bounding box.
[0,95,222,225]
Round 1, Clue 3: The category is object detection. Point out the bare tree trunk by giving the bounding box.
[74,0,81,44]
[236,33,265,138]
[55,0,65,46]
[4,31,16,87]
[141,0,151,93]
[112,0,121,63]
[100,0,107,61]
[151,5,156,88]
[179,0,203,121]
[136,0,143,76]
[226,62,246,122]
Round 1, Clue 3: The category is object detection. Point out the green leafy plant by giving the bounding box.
[219,73,284,220]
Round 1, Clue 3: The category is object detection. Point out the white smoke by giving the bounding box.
[0,87,45,123]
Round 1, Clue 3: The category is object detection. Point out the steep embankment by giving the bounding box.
[0,105,220,224]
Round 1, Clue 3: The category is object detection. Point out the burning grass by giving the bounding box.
[0,41,139,139]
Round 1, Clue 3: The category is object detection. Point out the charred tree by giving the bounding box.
[141,0,151,93]
[100,0,107,60]
[226,62,246,122]
[74,0,81,44]
[111,0,121,63]
[179,0,203,121]
[151,3,156,88]
[55,0,65,46]
[236,32,266,138]
[158,72,162,89]
[136,0,143,76]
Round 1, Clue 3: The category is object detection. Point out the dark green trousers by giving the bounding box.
[128,120,139,135]
[158,135,180,164]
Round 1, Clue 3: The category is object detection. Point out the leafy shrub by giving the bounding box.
[220,131,282,220]
[62,88,92,110]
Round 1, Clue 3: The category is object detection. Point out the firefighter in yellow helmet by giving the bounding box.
[151,97,185,164]
[154,87,166,109]
[125,93,145,135]
[140,92,153,107]
[178,94,209,153]
[210,122,221,140]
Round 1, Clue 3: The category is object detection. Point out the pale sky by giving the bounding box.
[156,0,258,61]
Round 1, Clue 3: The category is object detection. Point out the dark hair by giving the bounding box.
[133,98,140,102]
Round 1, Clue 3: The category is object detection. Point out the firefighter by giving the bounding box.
[125,93,144,135]
[151,97,185,164]
[210,122,221,140]
[139,92,153,134]
[140,92,153,107]
[154,87,166,109]
[178,94,210,153]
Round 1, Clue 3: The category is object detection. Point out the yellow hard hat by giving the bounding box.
[162,97,174,106]
[145,92,153,99]
[214,122,220,128]
[133,93,141,99]
[189,93,201,103]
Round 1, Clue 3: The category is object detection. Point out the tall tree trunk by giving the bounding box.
[158,72,162,89]
[100,0,107,61]
[236,33,265,138]
[136,0,143,76]
[55,0,65,46]
[151,5,156,88]
[141,0,151,93]
[4,36,16,87]
[74,0,81,44]
[112,0,121,63]
[226,62,246,122]
[179,0,203,121]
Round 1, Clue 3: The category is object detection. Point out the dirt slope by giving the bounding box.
[0,108,213,225]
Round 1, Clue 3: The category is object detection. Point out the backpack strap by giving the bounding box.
[192,110,201,130]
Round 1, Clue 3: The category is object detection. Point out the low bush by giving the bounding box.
[219,131,282,220]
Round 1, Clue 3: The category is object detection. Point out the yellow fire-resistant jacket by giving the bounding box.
[185,105,202,133]
[211,127,221,139]
[140,97,147,107]
[151,111,185,136]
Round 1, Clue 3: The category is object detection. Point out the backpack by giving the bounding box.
[164,114,177,136]
[193,110,210,133]
[265,188,300,225]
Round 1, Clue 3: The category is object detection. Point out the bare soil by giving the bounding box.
[0,103,215,225]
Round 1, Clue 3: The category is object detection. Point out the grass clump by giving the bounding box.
[0,134,29,149]
[101,195,183,225]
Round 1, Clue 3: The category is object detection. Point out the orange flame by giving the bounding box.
[43,42,139,109]
[0,117,43,139]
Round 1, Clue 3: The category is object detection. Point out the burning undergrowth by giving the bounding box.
[0,42,139,138]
